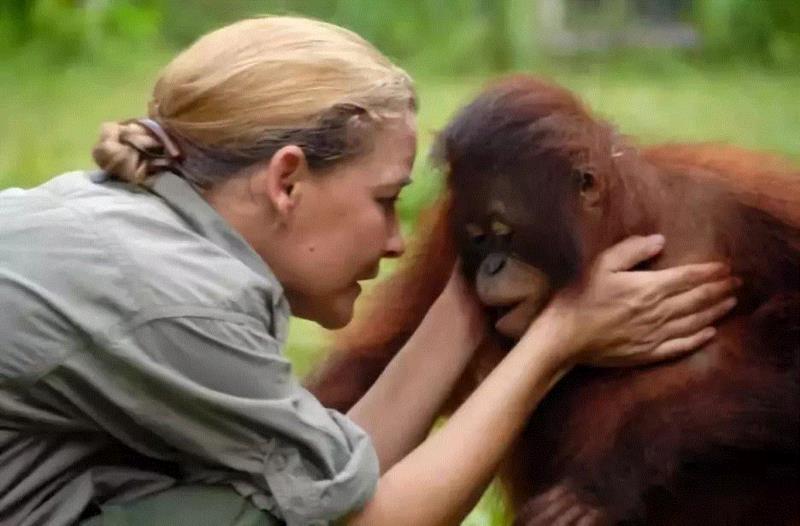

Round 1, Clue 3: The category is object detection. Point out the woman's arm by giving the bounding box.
[346,235,738,526]
[347,267,486,472]
[347,312,571,526]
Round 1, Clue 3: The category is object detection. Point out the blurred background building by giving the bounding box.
[536,0,697,53]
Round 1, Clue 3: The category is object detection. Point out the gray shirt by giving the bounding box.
[0,171,379,526]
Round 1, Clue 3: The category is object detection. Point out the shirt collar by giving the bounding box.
[146,172,286,300]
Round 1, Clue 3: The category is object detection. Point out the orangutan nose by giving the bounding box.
[481,253,507,276]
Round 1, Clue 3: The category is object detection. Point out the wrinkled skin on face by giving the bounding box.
[436,77,632,340]
[435,79,649,344]
[449,157,606,338]
[445,115,604,338]
[451,186,556,339]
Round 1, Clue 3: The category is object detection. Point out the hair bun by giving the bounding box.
[91,120,176,184]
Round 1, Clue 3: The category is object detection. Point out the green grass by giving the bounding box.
[2,49,798,526]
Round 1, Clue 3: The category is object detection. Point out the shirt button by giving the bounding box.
[271,452,287,471]
[319,491,332,507]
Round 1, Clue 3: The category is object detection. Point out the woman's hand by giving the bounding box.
[347,261,487,473]
[537,234,740,368]
[430,260,488,352]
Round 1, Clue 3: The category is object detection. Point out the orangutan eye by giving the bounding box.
[465,223,486,245]
[491,219,512,237]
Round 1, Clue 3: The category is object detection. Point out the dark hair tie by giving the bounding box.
[134,118,184,161]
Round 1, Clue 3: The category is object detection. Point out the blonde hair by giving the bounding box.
[92,16,416,185]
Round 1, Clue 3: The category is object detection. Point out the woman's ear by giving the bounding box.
[253,145,309,218]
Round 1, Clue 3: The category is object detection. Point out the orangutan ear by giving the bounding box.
[575,169,603,210]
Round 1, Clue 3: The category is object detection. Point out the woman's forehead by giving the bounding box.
[366,117,417,177]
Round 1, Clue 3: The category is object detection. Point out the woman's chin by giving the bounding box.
[288,284,362,329]
[315,287,360,329]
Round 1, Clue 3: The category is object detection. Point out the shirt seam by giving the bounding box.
[4,190,138,383]
[53,183,276,342]
[123,304,269,333]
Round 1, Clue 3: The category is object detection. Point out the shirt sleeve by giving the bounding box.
[40,308,379,526]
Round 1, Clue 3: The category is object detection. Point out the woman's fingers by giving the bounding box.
[596,234,665,272]
[644,262,732,298]
[653,297,737,343]
[591,326,718,367]
[654,277,740,320]
[648,327,718,361]
[578,278,737,368]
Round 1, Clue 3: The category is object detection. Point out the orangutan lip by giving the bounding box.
[492,303,516,319]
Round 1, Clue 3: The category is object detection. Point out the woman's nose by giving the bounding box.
[384,224,405,258]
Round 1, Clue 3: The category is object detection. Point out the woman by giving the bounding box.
[0,16,738,526]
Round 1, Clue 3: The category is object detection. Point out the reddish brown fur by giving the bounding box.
[306,76,800,525]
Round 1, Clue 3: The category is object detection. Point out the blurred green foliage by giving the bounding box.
[0,0,162,62]
[1,0,799,70]
[0,0,524,72]
[693,0,800,68]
